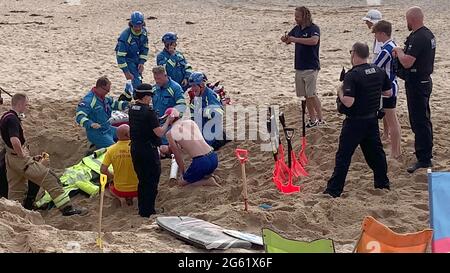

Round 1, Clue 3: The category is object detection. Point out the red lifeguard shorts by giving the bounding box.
[110,184,138,198]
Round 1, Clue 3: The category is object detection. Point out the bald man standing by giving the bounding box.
[101,124,139,206]
[393,6,436,173]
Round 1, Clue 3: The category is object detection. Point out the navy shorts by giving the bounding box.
[183,151,218,184]
[382,96,397,109]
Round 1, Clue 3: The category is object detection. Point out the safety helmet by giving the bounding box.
[162,32,178,44]
[188,72,208,86]
[130,11,144,26]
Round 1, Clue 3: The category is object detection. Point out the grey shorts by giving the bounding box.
[295,70,319,98]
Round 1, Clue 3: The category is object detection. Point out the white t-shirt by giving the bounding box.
[373,38,383,54]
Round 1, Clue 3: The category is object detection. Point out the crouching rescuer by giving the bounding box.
[0,93,86,216]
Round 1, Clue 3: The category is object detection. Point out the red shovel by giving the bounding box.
[273,151,290,191]
[281,170,301,194]
[235,149,249,211]
[291,150,308,177]
[272,143,300,194]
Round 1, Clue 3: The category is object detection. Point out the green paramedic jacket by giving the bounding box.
[35,148,112,208]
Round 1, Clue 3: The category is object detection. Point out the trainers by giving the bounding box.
[61,205,88,216]
[374,185,390,190]
[306,119,319,128]
[323,189,340,198]
[154,207,165,214]
[407,161,432,174]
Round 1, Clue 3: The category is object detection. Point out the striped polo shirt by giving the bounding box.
[373,39,398,97]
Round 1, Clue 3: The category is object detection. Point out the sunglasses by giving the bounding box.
[100,86,111,92]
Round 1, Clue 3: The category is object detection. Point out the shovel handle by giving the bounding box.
[0,87,13,98]
[241,164,248,212]
[235,149,248,164]
[284,128,295,140]
[100,174,107,191]
[301,100,306,136]
[279,112,286,129]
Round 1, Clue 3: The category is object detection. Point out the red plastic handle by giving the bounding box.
[235,149,248,164]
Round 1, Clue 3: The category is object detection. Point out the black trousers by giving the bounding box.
[405,77,433,163]
[131,144,161,217]
[326,118,390,197]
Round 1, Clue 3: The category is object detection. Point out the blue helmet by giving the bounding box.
[130,11,144,26]
[162,32,177,43]
[188,72,208,86]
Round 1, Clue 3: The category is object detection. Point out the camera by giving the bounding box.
[336,67,350,115]
[393,57,407,80]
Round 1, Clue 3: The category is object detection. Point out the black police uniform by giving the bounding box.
[400,26,436,166]
[325,63,392,198]
[128,102,162,217]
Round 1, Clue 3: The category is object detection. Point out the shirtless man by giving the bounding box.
[164,108,220,186]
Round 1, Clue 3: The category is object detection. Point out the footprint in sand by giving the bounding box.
[417,214,428,222]
[411,183,428,191]
[275,205,296,212]
[304,200,319,207]
[369,209,396,218]
[412,203,428,211]
[367,188,388,196]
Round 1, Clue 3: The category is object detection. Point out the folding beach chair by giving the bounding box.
[354,216,433,253]
[262,228,335,253]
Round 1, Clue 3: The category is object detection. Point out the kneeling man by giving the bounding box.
[164,108,220,186]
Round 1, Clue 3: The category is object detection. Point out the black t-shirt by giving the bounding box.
[288,23,320,70]
[404,26,436,78]
[0,110,25,149]
[343,63,391,117]
[128,102,161,147]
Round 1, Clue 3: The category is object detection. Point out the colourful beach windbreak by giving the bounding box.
[428,171,450,253]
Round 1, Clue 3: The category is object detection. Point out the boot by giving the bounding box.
[61,205,88,216]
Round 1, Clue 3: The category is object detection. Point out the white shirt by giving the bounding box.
[373,38,383,54]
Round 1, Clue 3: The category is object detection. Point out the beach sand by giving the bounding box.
[0,0,449,252]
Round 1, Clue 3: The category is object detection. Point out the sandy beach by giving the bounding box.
[0,0,449,252]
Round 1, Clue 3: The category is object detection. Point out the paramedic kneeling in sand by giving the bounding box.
[164,108,220,187]
[100,124,138,207]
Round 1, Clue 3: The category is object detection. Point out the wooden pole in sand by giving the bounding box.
[235,149,249,212]
[96,174,107,249]
[241,162,248,212]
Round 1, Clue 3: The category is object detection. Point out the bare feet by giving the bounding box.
[177,175,222,187]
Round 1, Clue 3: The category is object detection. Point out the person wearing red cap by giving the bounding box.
[163,108,220,186]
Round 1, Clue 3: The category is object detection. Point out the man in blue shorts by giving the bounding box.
[164,108,220,187]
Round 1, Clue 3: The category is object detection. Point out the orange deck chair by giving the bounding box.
[354,216,433,253]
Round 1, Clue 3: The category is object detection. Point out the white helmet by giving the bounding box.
[362,9,382,24]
